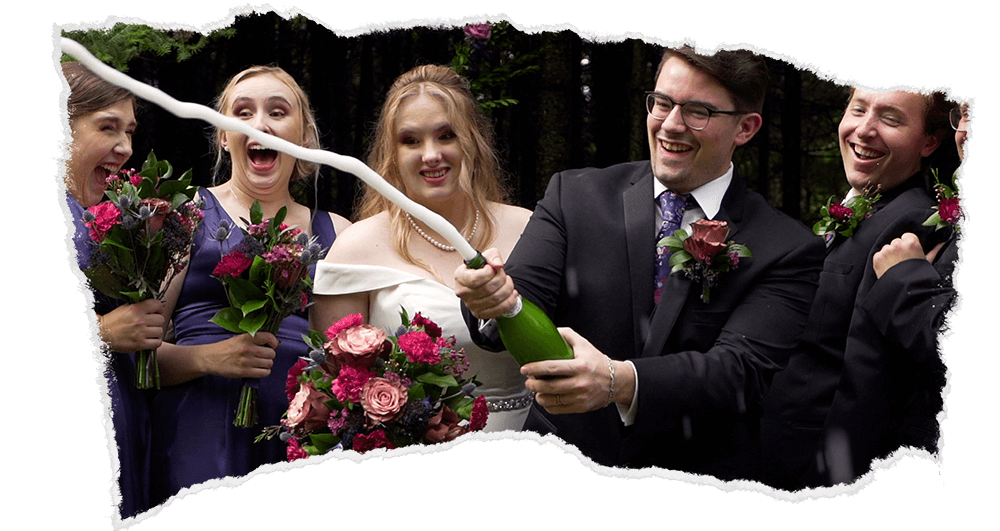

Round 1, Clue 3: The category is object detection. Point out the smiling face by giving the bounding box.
[646,56,761,194]
[220,74,305,195]
[394,93,465,209]
[67,98,136,207]
[839,89,941,195]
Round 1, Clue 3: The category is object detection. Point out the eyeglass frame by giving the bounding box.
[644,91,745,131]
[949,105,969,132]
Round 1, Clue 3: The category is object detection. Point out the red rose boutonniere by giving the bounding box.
[813,183,882,245]
[923,168,963,233]
[661,219,752,303]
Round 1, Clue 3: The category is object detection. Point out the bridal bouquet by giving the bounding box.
[258,310,488,458]
[81,151,202,389]
[210,201,327,427]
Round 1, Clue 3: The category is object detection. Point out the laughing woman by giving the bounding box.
[62,61,158,519]
[310,65,533,432]
[149,66,350,506]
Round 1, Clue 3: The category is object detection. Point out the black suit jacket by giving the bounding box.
[469,161,824,480]
[760,173,945,489]
[820,233,957,484]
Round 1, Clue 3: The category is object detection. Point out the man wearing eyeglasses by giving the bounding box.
[454,46,824,480]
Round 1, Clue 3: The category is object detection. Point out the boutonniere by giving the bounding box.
[813,183,882,244]
[662,219,752,303]
[923,168,962,233]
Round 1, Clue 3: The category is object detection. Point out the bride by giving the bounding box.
[311,64,532,431]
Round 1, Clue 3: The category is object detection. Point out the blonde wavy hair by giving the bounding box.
[358,64,508,272]
[210,65,321,184]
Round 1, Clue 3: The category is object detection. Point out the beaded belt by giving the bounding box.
[487,393,534,412]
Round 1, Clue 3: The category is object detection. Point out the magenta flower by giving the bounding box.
[84,202,122,243]
[828,203,854,223]
[286,437,308,462]
[469,395,489,431]
[352,429,397,453]
[212,251,253,278]
[398,330,441,364]
[939,196,962,224]
[464,23,492,40]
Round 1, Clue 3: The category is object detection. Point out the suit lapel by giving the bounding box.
[640,170,748,358]
[624,169,656,358]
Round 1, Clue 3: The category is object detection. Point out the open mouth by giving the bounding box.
[96,163,119,183]
[421,168,448,180]
[659,140,692,154]
[852,143,885,161]
[248,144,279,171]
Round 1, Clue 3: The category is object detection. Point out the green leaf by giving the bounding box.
[309,433,340,454]
[416,373,459,388]
[239,311,268,336]
[668,250,692,268]
[241,298,268,316]
[407,383,427,401]
[209,307,246,334]
[249,200,264,225]
[922,212,941,227]
[728,244,752,258]
[662,235,686,249]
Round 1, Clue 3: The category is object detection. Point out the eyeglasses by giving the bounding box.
[950,105,969,132]
[645,91,743,131]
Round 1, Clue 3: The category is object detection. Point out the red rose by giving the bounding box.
[939,196,962,224]
[327,324,389,367]
[140,197,171,232]
[683,219,730,260]
[286,382,332,431]
[360,377,408,425]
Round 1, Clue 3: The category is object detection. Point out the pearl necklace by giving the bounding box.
[406,209,480,252]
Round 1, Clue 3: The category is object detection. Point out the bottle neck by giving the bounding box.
[503,295,523,318]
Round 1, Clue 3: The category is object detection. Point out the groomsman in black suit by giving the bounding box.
[760,88,953,489]
[818,103,966,485]
[454,46,825,481]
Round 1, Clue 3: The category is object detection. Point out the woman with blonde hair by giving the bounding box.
[149,65,350,506]
[312,64,533,431]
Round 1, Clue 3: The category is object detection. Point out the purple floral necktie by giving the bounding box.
[654,190,693,303]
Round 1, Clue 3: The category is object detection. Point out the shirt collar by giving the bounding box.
[653,162,732,220]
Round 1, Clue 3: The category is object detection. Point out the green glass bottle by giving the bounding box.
[465,253,574,365]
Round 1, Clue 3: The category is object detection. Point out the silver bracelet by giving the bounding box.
[606,356,615,407]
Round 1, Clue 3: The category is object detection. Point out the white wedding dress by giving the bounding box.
[314,263,531,432]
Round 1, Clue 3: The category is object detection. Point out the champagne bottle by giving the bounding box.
[465,253,574,365]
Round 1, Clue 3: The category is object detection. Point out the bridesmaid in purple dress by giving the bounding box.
[150,66,351,507]
[62,61,162,520]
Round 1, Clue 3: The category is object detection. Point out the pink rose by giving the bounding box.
[140,197,171,232]
[286,382,331,431]
[424,406,468,443]
[464,23,491,40]
[360,377,408,425]
[683,219,730,260]
[327,324,389,367]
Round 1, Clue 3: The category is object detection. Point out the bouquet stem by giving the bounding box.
[135,348,160,389]
[234,384,259,428]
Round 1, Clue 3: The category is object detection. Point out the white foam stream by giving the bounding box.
[60,37,478,261]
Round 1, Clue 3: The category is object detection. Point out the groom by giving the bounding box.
[455,46,825,480]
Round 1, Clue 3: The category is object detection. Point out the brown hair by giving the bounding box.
[657,46,770,114]
[62,61,136,122]
[359,64,508,272]
[211,65,320,184]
